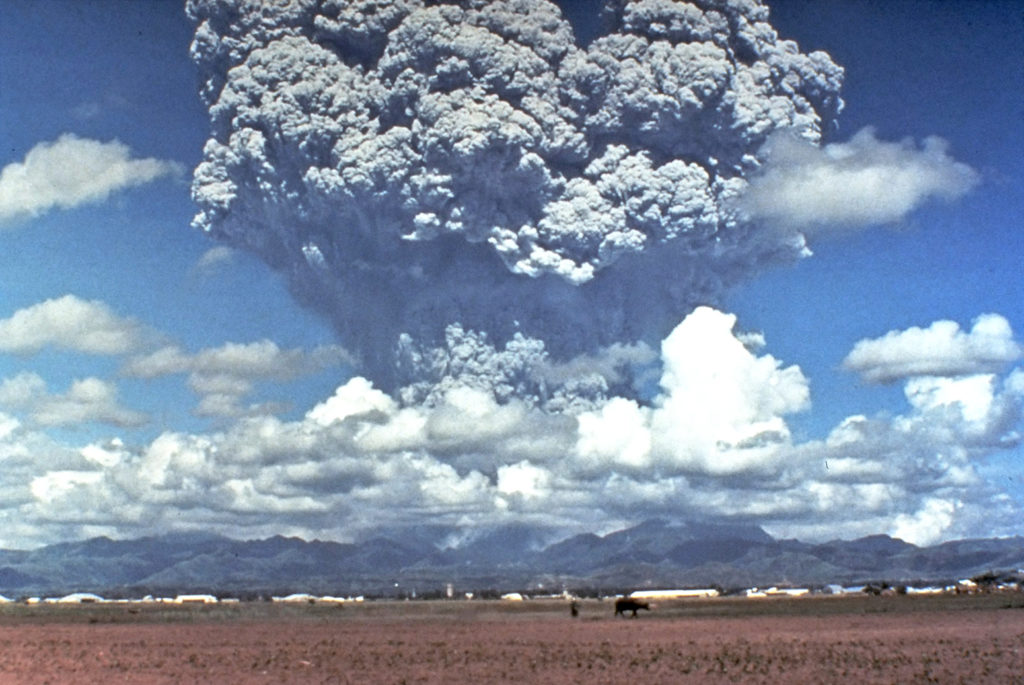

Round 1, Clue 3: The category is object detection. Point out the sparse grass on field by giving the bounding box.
[1,599,1022,684]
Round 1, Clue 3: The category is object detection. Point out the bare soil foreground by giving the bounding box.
[1,594,1022,684]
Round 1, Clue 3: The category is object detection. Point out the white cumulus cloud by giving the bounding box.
[0,134,182,223]
[843,313,1022,383]
[124,339,351,418]
[0,372,146,428]
[891,498,959,547]
[649,307,810,472]
[740,127,978,232]
[0,295,149,356]
[35,377,146,428]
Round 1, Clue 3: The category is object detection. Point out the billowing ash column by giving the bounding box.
[187,0,842,391]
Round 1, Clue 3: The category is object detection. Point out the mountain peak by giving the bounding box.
[1,526,1021,597]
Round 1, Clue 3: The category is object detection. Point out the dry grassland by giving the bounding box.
[0,593,1021,683]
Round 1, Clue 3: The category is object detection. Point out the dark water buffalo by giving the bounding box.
[614,597,650,618]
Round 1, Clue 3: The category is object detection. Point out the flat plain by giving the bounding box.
[1,593,1022,683]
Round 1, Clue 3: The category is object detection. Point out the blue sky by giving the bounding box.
[1,0,342,436]
[0,0,1020,549]
[730,0,1024,494]
[733,0,1024,425]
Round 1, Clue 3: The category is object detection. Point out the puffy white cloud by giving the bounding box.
[740,128,979,231]
[30,470,105,506]
[843,314,1022,383]
[308,376,397,426]
[905,375,997,426]
[127,340,350,380]
[125,339,351,417]
[0,372,48,408]
[0,412,21,441]
[648,307,810,474]
[891,498,958,547]
[575,308,810,477]
[766,352,1024,544]
[575,397,651,472]
[0,134,182,223]
[0,413,135,546]
[80,438,126,468]
[0,295,149,356]
[0,372,147,428]
[496,460,552,500]
[903,372,1024,446]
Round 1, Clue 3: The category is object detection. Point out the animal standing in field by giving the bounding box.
[614,597,650,618]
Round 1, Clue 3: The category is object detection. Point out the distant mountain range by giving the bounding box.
[2,520,1022,598]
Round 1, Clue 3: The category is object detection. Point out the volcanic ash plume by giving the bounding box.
[187,0,843,388]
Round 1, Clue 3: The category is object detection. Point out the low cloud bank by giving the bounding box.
[3,307,1019,549]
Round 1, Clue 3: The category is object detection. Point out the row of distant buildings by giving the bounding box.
[3,576,1020,606]
[0,592,366,605]
[500,577,1024,602]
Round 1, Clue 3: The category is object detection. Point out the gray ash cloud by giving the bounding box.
[187,0,843,389]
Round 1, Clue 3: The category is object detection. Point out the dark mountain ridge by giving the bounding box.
[1,521,1021,598]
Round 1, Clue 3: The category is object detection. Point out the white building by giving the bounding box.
[318,595,363,603]
[173,594,218,604]
[744,587,809,598]
[905,586,946,595]
[272,593,317,603]
[52,592,105,604]
[630,589,720,600]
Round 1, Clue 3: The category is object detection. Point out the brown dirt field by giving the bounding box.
[0,595,1022,684]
